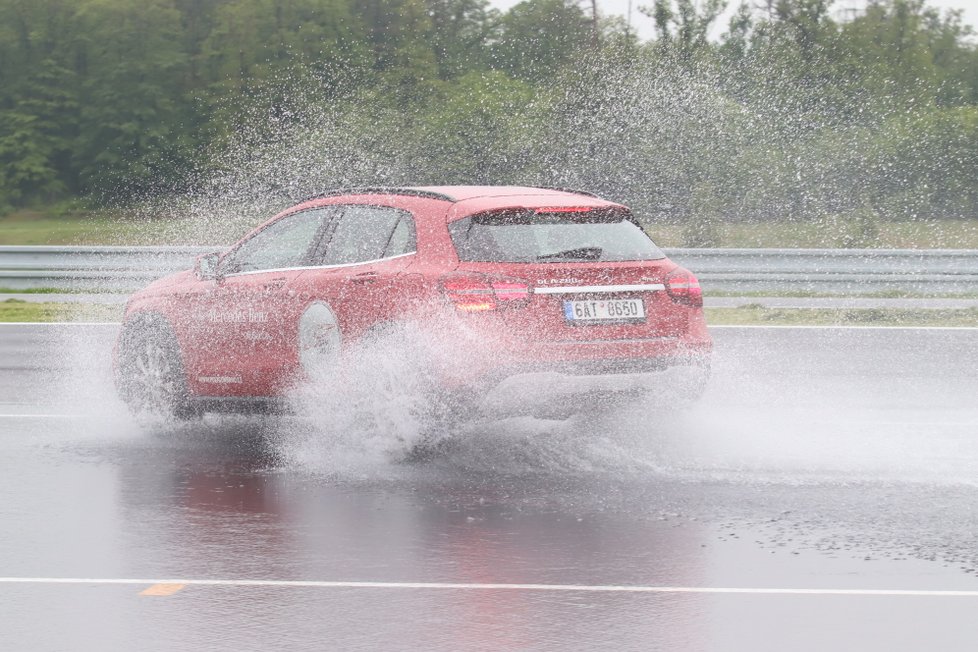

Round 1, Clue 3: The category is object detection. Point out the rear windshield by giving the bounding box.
[449,209,666,263]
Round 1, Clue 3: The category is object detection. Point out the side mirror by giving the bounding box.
[194,252,221,281]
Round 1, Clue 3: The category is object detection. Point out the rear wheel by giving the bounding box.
[653,358,711,409]
[579,358,711,418]
[353,322,468,457]
[117,318,198,421]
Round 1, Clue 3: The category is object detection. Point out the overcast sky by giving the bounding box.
[490,0,978,41]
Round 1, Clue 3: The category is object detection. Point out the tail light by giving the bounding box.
[665,269,703,307]
[441,273,531,312]
[534,206,593,213]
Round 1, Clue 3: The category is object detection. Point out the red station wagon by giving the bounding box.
[115,186,712,421]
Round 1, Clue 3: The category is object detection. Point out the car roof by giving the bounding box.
[409,185,600,201]
[290,186,627,222]
[421,186,626,220]
[302,186,625,220]
[307,185,614,203]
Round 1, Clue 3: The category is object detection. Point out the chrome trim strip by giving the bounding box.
[534,284,665,295]
[543,337,678,344]
[197,375,243,384]
[223,252,416,278]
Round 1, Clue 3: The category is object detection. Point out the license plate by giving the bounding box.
[563,298,645,322]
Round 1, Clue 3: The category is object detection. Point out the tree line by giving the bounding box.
[1,0,976,232]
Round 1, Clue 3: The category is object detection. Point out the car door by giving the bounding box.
[289,204,417,375]
[186,207,334,396]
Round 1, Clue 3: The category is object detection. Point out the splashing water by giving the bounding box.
[35,53,976,483]
[37,309,978,489]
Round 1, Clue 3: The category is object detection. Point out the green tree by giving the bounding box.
[837,0,940,108]
[355,0,438,98]
[683,182,723,247]
[492,0,593,83]
[413,70,537,182]
[0,0,79,208]
[643,0,727,60]
[204,0,367,88]
[72,0,190,197]
[424,0,499,79]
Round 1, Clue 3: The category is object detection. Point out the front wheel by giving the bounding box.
[116,318,197,421]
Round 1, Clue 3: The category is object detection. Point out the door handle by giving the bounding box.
[349,272,379,284]
[262,278,288,289]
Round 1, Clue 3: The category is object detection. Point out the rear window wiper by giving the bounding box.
[536,247,603,261]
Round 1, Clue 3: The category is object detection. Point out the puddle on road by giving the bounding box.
[16,321,978,492]
[11,324,978,592]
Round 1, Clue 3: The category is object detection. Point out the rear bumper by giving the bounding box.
[482,350,709,382]
[469,352,710,418]
[420,295,712,389]
[451,335,712,400]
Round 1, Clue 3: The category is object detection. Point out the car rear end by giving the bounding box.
[434,195,711,406]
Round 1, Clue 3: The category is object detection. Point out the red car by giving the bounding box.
[115,186,711,420]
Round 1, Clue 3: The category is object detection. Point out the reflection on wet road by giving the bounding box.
[2,324,978,651]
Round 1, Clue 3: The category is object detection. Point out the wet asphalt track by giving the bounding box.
[2,322,978,651]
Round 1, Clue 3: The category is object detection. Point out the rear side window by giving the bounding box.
[384,217,416,257]
[319,206,416,265]
[449,209,665,263]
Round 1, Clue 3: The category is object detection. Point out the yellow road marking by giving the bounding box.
[139,583,185,597]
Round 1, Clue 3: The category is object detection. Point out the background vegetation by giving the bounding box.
[1,0,976,246]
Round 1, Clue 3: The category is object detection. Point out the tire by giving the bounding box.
[680,358,711,403]
[582,359,711,417]
[116,317,198,421]
[656,358,711,409]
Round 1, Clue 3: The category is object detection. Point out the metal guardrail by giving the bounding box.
[0,246,214,291]
[670,248,978,295]
[1,245,977,295]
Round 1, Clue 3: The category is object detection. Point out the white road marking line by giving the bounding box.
[3,577,978,596]
[0,322,120,327]
[0,322,976,331]
[738,419,978,428]
[1,414,973,428]
[846,421,978,428]
[710,324,978,331]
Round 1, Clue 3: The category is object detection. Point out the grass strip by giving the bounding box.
[0,299,123,323]
[0,212,199,246]
[2,298,975,328]
[0,287,110,295]
[706,305,978,327]
[704,289,978,300]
